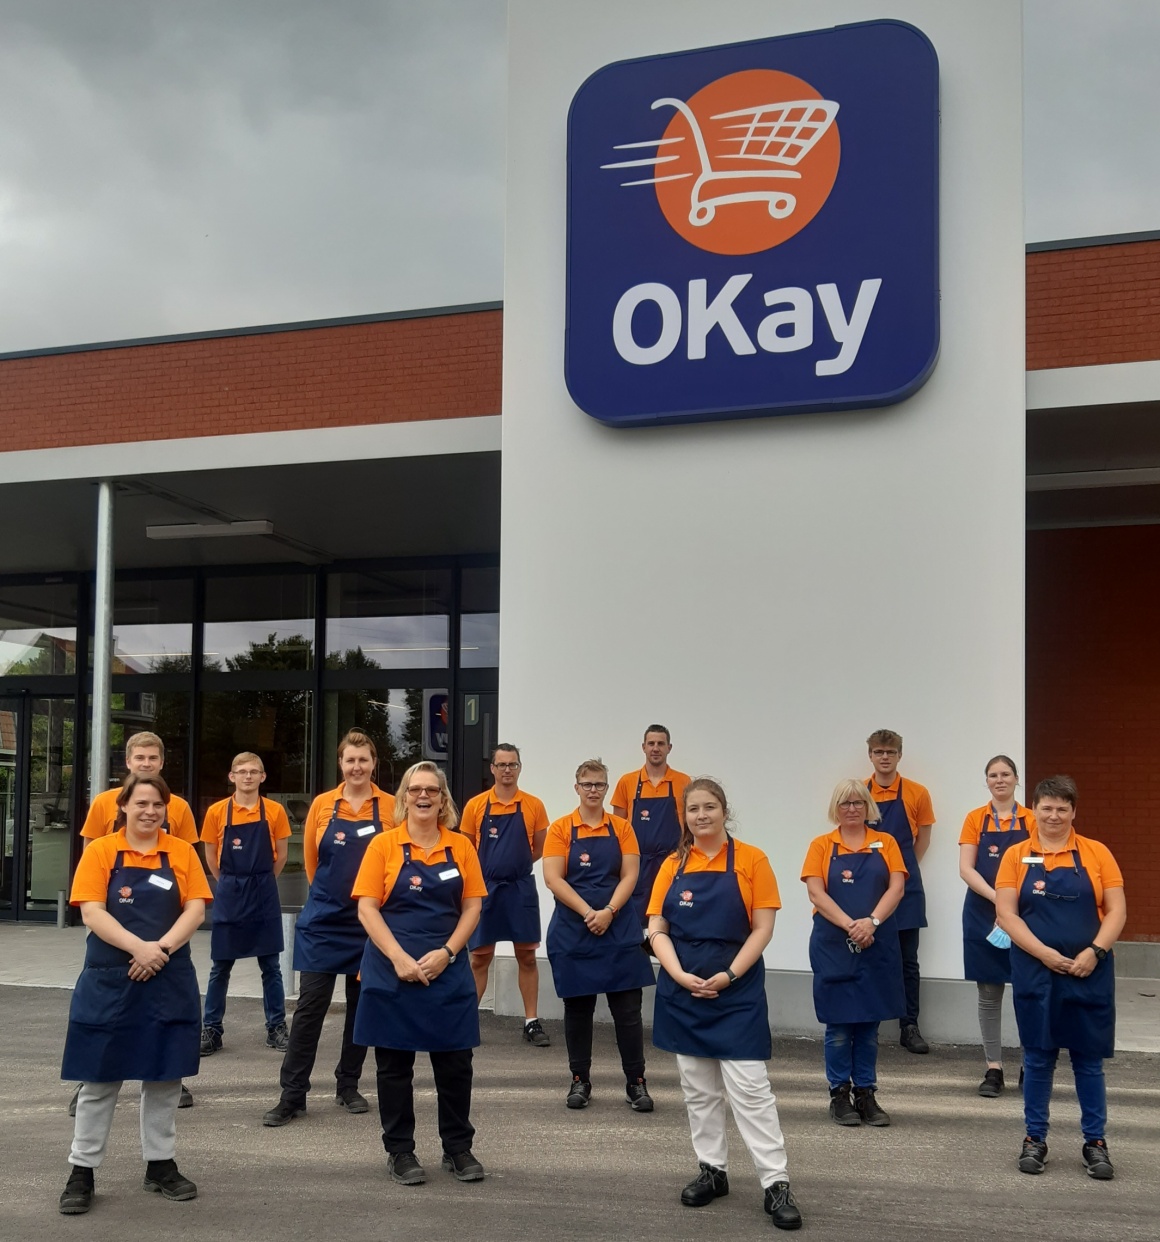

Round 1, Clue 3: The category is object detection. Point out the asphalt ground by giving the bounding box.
[2,985,1157,1242]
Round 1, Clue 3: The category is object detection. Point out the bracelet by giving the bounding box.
[648,930,670,945]
[605,904,616,915]
[725,968,738,984]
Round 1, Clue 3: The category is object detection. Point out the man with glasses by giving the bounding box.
[460,745,551,1046]
[865,730,936,1054]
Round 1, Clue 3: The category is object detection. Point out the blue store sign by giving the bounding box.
[565,20,940,427]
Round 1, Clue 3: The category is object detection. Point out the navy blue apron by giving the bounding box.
[962,804,1030,982]
[629,775,682,929]
[354,841,480,1052]
[295,796,384,975]
[468,798,541,950]
[652,838,772,1060]
[1010,846,1115,1058]
[869,779,926,930]
[210,798,283,960]
[808,841,905,1025]
[546,821,656,998]
[62,850,201,1082]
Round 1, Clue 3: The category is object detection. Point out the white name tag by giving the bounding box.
[357,825,377,837]
[147,874,174,890]
[868,841,883,849]
[438,868,460,881]
[1023,857,1044,865]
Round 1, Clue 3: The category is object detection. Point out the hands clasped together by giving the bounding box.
[127,939,171,982]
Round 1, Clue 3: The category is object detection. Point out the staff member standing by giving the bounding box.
[262,729,390,1126]
[648,778,802,1231]
[996,775,1126,1180]
[544,759,656,1111]
[613,725,690,931]
[354,761,488,1185]
[199,752,292,1055]
[959,754,1034,1097]
[461,743,551,1047]
[801,779,907,1128]
[864,729,935,1054]
[58,775,210,1215]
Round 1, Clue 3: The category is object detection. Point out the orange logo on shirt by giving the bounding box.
[640,809,650,821]
[488,826,499,837]
[119,886,133,899]
[988,844,1000,856]
[334,832,346,843]
[579,852,591,867]
[232,837,243,847]
[410,875,423,888]
[1033,880,1046,893]
[841,869,854,884]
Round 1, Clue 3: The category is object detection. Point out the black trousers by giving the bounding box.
[898,928,921,1024]
[279,972,367,1107]
[375,1047,475,1156]
[563,988,645,1082]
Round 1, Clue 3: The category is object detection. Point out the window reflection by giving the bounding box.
[326,571,451,670]
[323,689,425,797]
[204,574,314,671]
[112,578,194,674]
[0,582,77,675]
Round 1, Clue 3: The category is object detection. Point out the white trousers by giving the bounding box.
[676,1055,789,1187]
[69,1080,181,1168]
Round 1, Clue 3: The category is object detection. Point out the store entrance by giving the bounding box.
[0,694,78,921]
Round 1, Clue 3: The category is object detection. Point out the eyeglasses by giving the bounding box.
[492,762,521,771]
[231,769,263,778]
[577,782,608,792]
[870,749,899,758]
[838,800,866,811]
[407,786,442,798]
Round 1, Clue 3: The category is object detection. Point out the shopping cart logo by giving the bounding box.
[601,70,840,256]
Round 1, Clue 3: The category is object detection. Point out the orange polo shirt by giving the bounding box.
[542,809,641,861]
[647,837,781,920]
[800,828,909,911]
[201,796,292,866]
[70,829,212,906]
[864,774,935,840]
[995,829,1124,916]
[81,786,199,844]
[352,823,487,906]
[959,803,1037,846]
[303,783,394,883]
[459,788,550,850]
[612,766,691,828]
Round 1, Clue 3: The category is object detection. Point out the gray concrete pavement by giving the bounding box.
[1,980,1158,1242]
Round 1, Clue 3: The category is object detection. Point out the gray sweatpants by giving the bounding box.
[69,1080,180,1168]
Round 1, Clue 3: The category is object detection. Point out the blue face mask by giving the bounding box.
[986,924,1012,950]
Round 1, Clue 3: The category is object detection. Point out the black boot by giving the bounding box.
[829,1084,861,1126]
[59,1165,93,1215]
[680,1163,729,1206]
[853,1086,891,1127]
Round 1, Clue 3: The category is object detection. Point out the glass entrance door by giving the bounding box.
[0,694,77,920]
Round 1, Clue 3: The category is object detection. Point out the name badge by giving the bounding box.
[357,825,377,837]
[438,868,460,881]
[868,841,883,849]
[147,874,174,890]
[1023,856,1044,865]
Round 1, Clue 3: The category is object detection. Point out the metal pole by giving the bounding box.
[89,481,115,802]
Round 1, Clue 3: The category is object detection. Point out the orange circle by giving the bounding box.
[654,69,840,256]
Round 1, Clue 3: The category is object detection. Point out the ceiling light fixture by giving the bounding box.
[146,520,275,541]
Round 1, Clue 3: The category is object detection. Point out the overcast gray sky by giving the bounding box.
[0,0,1157,355]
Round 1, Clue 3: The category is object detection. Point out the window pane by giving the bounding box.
[204,574,314,671]
[460,566,499,668]
[26,697,75,909]
[87,692,191,805]
[326,570,451,670]
[113,578,194,673]
[322,689,429,796]
[0,581,78,675]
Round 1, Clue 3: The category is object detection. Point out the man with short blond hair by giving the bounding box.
[80,732,198,846]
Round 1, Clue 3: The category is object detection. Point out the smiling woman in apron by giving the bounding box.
[648,778,803,1232]
[353,761,488,1187]
[58,775,211,1216]
[263,729,391,1127]
[543,758,657,1112]
[995,775,1126,1181]
[958,754,1035,1098]
[800,779,908,1129]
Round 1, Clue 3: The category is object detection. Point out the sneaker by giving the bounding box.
[442,1150,485,1182]
[829,1084,861,1126]
[59,1165,93,1215]
[978,1068,1005,1098]
[265,1021,290,1052]
[566,1076,592,1109]
[680,1163,729,1207]
[200,1027,223,1057]
[262,1099,305,1127]
[1082,1139,1115,1180]
[178,1084,194,1109]
[336,1087,370,1114]
[68,1085,80,1117]
[388,1152,427,1185]
[1018,1136,1048,1174]
[143,1159,197,1201]
[764,1181,803,1231]
[626,1078,654,1112]
[899,1023,929,1054]
[853,1087,891,1127]
[523,1019,551,1047]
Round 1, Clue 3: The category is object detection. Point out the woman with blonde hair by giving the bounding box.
[800,779,907,1127]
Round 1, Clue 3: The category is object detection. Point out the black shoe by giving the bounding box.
[442,1150,485,1182]
[262,1099,305,1127]
[143,1159,197,1201]
[1018,1136,1048,1174]
[68,1085,80,1117]
[853,1087,891,1127]
[626,1078,654,1112]
[680,1163,729,1207]
[764,1182,803,1231]
[178,1084,194,1109]
[566,1076,592,1109]
[265,1022,290,1052]
[978,1068,1005,1098]
[523,1019,551,1047]
[1082,1139,1115,1180]
[200,1026,222,1057]
[899,1023,929,1054]
[388,1152,426,1185]
[336,1087,370,1114]
[829,1084,861,1126]
[59,1165,93,1215]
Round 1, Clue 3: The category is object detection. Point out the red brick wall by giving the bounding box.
[1026,526,1160,939]
[1027,240,1160,370]
[0,308,502,451]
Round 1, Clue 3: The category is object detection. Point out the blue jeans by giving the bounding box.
[1022,1045,1107,1142]
[204,954,286,1033]
[824,1022,880,1089]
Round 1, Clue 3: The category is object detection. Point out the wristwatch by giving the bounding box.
[442,944,457,963]
[870,916,880,927]
[1089,944,1107,962]
[725,968,738,983]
